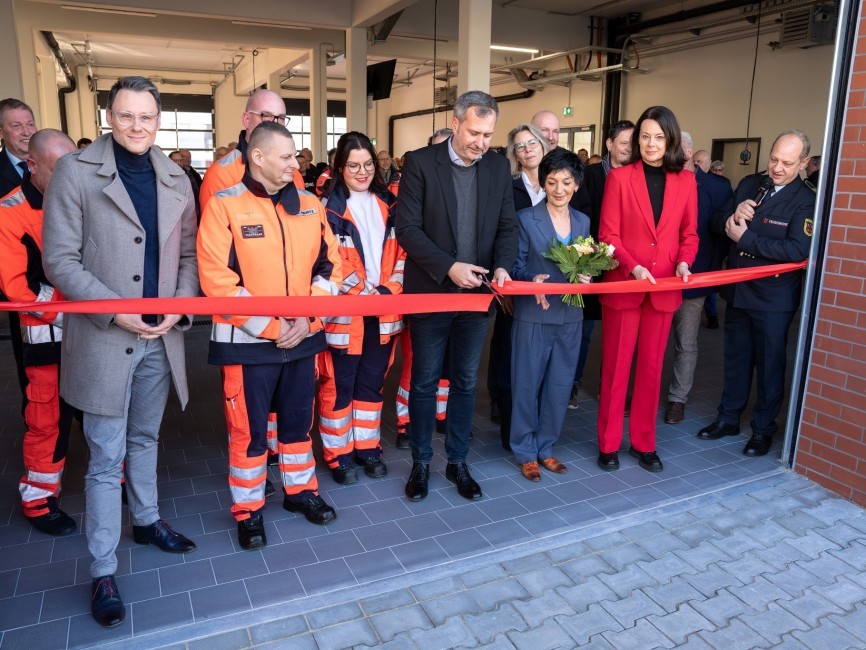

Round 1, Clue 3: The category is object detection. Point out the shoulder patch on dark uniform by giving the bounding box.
[804,218,814,237]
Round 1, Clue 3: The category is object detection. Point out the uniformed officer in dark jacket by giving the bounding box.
[697,129,815,456]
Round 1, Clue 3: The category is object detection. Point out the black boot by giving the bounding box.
[237,513,267,550]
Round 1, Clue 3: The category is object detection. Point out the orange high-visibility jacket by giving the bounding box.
[197,170,342,365]
[0,181,63,365]
[200,131,304,210]
[323,185,405,354]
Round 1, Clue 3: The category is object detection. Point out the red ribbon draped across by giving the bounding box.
[0,262,806,317]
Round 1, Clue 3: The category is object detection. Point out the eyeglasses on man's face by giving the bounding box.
[514,138,541,153]
[247,111,290,126]
[346,160,376,174]
[109,110,159,128]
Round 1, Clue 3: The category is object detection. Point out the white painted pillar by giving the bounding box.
[310,45,329,161]
[457,0,492,95]
[346,27,368,135]
[0,0,24,100]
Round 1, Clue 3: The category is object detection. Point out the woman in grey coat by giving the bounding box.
[510,148,589,482]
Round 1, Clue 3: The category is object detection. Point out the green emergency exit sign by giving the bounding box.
[563,106,572,116]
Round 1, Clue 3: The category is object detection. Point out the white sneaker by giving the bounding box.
[567,385,580,410]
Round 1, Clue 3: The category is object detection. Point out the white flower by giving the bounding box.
[606,244,615,257]
[576,244,594,255]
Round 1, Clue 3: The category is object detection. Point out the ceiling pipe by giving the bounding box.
[41,31,77,135]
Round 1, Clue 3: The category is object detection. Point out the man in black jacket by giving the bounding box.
[697,130,815,456]
[396,90,517,503]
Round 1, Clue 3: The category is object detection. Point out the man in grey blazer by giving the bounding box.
[43,77,199,628]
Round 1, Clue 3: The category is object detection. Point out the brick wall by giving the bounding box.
[794,12,866,506]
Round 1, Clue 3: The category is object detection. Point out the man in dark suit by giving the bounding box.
[396,90,518,502]
[1,98,38,402]
[0,98,36,197]
[665,132,734,424]
[697,130,815,456]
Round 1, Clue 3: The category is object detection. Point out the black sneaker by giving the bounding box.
[91,575,125,628]
[357,456,387,479]
[265,478,276,498]
[237,514,267,550]
[283,495,337,525]
[332,463,358,485]
[395,424,410,449]
[267,453,279,467]
[29,507,77,536]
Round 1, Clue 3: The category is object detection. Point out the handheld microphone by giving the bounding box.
[753,176,775,207]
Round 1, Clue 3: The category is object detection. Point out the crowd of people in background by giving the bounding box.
[0,78,815,628]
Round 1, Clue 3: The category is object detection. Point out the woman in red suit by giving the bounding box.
[596,106,699,473]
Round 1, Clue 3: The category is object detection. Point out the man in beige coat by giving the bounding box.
[43,77,199,628]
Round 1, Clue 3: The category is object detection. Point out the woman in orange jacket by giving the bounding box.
[318,132,406,484]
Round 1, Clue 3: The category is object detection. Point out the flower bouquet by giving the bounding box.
[542,236,619,307]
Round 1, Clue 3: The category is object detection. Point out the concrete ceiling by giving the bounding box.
[40,0,777,84]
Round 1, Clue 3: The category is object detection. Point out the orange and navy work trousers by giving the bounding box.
[396,328,449,433]
[318,318,395,469]
[20,363,73,518]
[221,357,317,521]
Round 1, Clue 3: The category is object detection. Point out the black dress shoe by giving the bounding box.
[29,506,77,536]
[629,447,664,473]
[597,452,620,471]
[237,514,267,550]
[357,456,388,479]
[697,421,740,440]
[405,462,429,501]
[283,495,337,525]
[91,575,125,628]
[133,519,197,553]
[332,463,358,485]
[445,462,482,500]
[743,434,773,457]
[265,478,276,498]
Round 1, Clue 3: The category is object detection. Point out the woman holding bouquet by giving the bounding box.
[596,106,698,473]
[510,148,590,481]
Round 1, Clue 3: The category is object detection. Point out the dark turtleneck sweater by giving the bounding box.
[642,160,666,226]
[113,140,159,321]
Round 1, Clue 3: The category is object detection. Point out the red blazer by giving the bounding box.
[598,160,699,312]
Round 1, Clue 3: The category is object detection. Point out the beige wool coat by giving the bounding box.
[42,133,199,417]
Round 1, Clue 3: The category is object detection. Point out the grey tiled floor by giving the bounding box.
[0,309,798,649]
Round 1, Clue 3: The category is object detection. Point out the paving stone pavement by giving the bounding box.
[84,470,866,650]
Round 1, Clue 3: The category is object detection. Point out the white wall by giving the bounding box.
[383,36,833,163]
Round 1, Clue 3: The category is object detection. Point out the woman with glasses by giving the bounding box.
[508,124,551,212]
[510,148,590,481]
[317,131,405,485]
[596,106,698,474]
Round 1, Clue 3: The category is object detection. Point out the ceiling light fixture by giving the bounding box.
[231,20,312,30]
[490,45,539,54]
[60,4,156,17]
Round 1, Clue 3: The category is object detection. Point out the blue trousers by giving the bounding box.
[717,305,796,437]
[407,311,490,463]
[510,320,582,464]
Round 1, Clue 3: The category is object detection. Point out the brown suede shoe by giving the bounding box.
[665,401,685,424]
[520,461,541,482]
[539,457,568,474]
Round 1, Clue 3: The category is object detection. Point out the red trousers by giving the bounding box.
[318,321,396,468]
[598,298,674,454]
[396,329,449,431]
[20,364,72,517]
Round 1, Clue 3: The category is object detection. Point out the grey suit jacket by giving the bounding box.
[42,133,199,417]
[511,202,590,325]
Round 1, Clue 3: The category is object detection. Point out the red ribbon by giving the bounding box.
[499,261,808,295]
[0,262,806,316]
